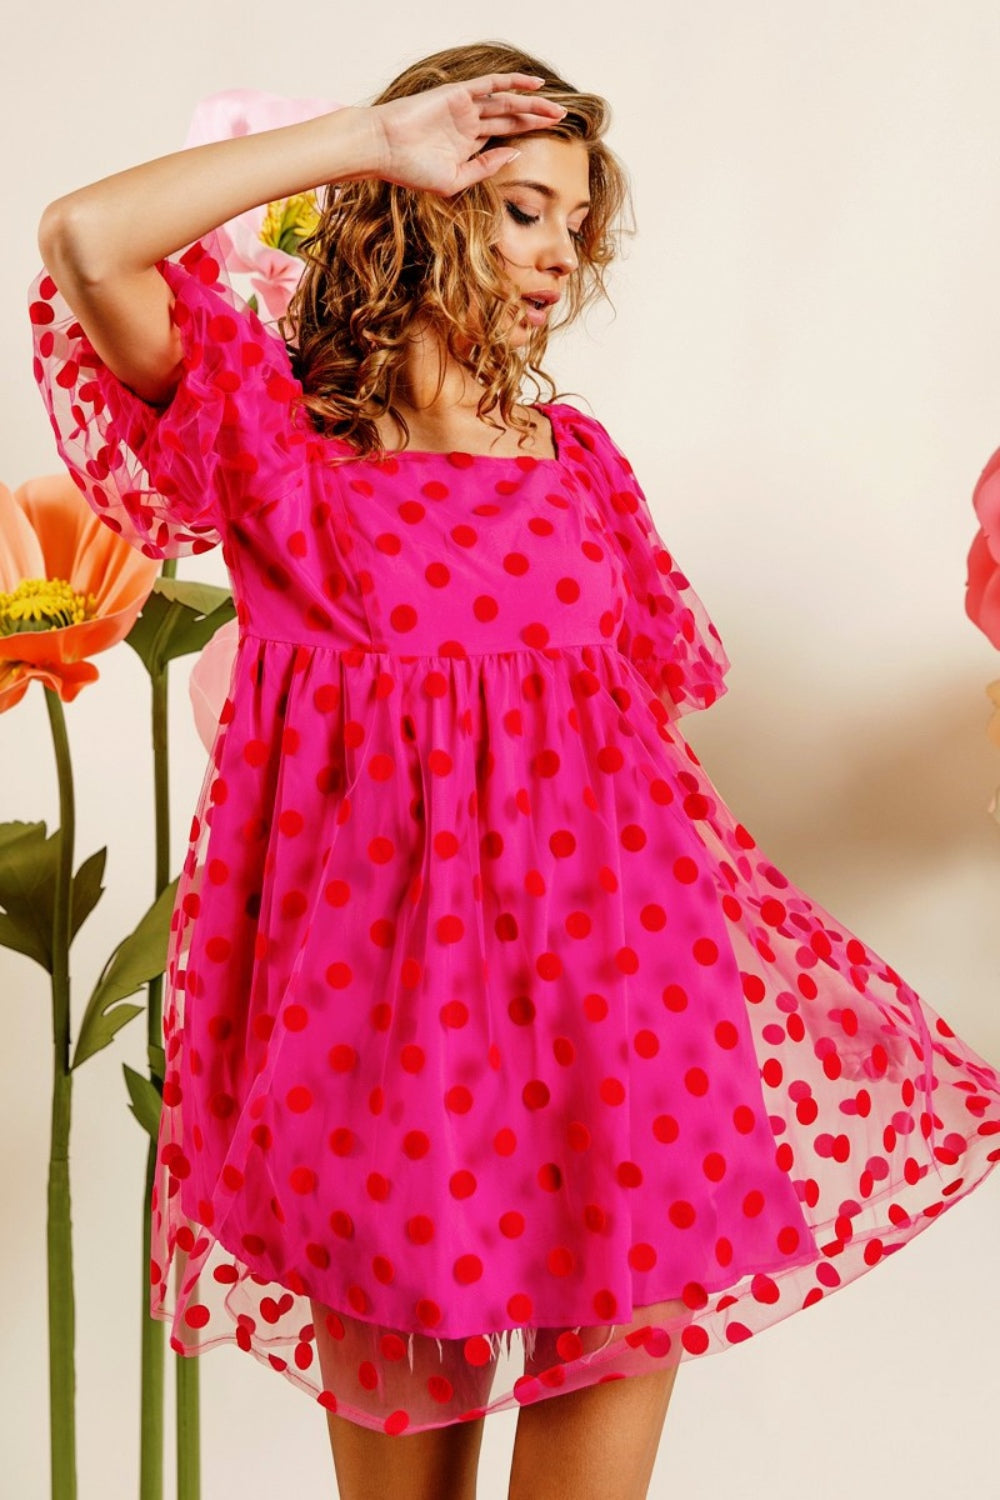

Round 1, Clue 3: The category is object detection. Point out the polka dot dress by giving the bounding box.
[28,237,1000,1436]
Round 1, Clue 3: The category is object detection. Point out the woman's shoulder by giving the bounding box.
[544,400,629,471]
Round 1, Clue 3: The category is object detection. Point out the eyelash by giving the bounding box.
[504,201,585,242]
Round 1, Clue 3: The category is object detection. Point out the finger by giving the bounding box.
[473,111,566,140]
[478,92,568,121]
[450,145,523,193]
[467,71,548,98]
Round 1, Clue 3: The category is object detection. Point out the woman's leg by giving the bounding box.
[310,1296,490,1500]
[322,1410,487,1500]
[506,1297,688,1500]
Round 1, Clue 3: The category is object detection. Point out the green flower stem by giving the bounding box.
[43,687,77,1500]
[136,553,201,1500]
[138,1132,164,1500]
[138,621,167,1500]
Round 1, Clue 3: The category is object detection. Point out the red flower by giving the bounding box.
[967,447,1000,648]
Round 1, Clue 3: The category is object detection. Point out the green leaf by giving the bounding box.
[123,1062,163,1139]
[157,602,236,665]
[154,578,233,615]
[0,821,60,971]
[70,847,107,943]
[0,821,46,855]
[0,825,109,971]
[72,877,179,1069]
[125,578,236,676]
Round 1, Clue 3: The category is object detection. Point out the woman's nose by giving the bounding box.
[541,226,578,276]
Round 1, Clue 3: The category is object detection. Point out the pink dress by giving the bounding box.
[28,238,1000,1436]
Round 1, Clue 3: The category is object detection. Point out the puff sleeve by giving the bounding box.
[583,412,731,722]
[27,236,304,560]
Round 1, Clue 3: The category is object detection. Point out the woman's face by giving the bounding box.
[489,134,592,349]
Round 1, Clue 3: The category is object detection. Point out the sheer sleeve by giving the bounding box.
[27,236,304,560]
[580,410,732,723]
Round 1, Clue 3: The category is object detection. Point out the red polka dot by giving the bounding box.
[711,1019,738,1051]
[390,603,417,632]
[289,1166,317,1194]
[523,1079,551,1110]
[685,1067,709,1096]
[681,1326,710,1355]
[547,1246,575,1277]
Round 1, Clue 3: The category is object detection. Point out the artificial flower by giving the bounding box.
[184,87,340,321]
[0,475,159,711]
[966,446,1000,648]
[189,616,239,752]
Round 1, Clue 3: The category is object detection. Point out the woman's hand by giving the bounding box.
[365,73,568,196]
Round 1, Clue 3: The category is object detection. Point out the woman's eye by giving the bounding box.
[504,200,587,245]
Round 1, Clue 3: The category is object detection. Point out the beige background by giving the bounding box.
[3,1,1000,1495]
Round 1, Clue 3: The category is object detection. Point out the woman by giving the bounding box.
[30,39,1000,1500]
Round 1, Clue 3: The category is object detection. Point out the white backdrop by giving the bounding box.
[3,2,999,1496]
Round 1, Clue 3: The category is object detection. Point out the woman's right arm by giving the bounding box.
[36,107,380,405]
[36,74,566,407]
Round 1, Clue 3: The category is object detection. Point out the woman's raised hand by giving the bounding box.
[364,73,568,196]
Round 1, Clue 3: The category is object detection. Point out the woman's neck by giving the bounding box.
[370,320,552,458]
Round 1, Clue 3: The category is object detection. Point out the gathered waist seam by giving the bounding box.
[239,632,619,661]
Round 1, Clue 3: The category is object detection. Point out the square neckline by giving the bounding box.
[313,402,564,465]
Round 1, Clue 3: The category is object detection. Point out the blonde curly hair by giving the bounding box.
[279,41,634,461]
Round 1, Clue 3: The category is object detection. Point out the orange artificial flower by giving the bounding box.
[0,474,160,712]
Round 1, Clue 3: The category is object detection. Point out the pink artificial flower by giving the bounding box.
[966,446,1000,649]
[189,617,239,753]
[184,88,341,321]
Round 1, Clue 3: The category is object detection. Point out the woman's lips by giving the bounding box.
[520,298,552,328]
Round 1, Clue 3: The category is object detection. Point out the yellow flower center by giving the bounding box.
[259,192,320,256]
[0,578,99,635]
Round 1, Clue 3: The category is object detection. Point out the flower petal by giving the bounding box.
[965,528,1000,649]
[972,445,1000,560]
[215,209,269,273]
[189,617,239,752]
[14,473,161,616]
[0,656,99,712]
[182,88,342,150]
[0,481,45,588]
[0,599,151,666]
[252,257,307,321]
[0,663,31,713]
[180,89,339,320]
